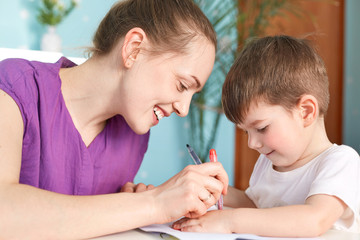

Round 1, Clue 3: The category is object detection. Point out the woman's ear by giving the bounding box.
[297,94,318,127]
[122,27,147,68]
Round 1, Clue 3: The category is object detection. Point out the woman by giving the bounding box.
[0,0,228,239]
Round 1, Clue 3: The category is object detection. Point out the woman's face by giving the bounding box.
[119,37,216,135]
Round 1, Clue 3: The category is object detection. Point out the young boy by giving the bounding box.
[173,35,360,237]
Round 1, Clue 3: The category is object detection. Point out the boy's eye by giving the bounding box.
[257,126,268,133]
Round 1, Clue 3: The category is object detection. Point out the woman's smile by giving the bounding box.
[153,106,164,121]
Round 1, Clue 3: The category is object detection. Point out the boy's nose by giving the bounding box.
[247,134,262,150]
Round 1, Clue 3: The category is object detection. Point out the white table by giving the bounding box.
[93,228,360,240]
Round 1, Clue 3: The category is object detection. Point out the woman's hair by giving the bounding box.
[90,0,217,56]
[222,35,329,124]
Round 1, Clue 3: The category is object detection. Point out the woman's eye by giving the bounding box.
[178,82,188,92]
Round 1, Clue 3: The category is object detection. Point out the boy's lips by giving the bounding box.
[266,150,274,156]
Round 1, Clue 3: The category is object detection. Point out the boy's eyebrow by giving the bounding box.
[249,119,266,127]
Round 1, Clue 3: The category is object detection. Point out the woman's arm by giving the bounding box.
[0,89,229,239]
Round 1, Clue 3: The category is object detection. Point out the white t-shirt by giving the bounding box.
[245,144,360,232]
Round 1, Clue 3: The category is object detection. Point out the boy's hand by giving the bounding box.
[120,182,155,193]
[172,209,232,233]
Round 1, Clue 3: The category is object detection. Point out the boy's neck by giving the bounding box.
[309,116,332,149]
[302,116,333,164]
[275,117,332,172]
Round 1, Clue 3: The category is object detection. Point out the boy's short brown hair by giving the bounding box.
[222,35,330,124]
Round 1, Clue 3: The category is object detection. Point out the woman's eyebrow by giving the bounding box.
[177,73,202,91]
[190,75,201,89]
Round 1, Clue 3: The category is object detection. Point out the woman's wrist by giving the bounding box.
[141,188,163,225]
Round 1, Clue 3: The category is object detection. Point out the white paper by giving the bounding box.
[140,222,261,240]
[140,222,321,240]
[140,205,321,240]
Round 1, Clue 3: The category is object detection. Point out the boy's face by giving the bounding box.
[238,101,311,172]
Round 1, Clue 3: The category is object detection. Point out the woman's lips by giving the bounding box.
[153,106,164,120]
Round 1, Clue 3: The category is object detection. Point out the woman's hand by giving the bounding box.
[120,182,155,193]
[150,162,229,224]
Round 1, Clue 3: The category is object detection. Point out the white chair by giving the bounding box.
[0,48,86,65]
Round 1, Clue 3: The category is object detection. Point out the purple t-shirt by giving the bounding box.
[0,57,149,195]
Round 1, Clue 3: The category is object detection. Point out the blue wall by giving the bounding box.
[0,0,117,57]
[135,114,235,186]
[0,0,235,186]
[344,0,360,153]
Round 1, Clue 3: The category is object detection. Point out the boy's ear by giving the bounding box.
[297,94,318,127]
[121,27,147,69]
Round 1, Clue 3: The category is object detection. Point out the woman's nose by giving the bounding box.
[173,96,191,117]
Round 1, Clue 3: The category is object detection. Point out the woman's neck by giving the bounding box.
[59,55,123,145]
